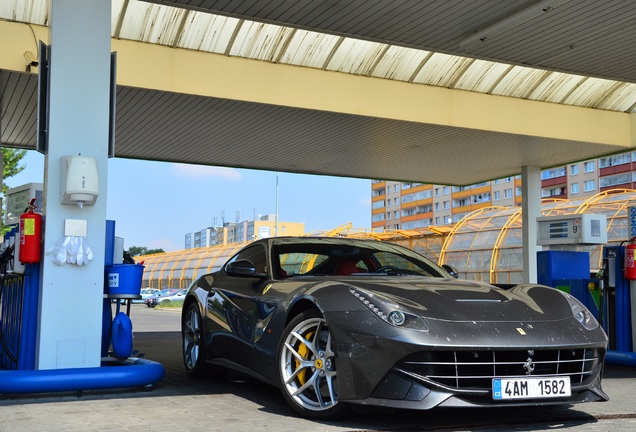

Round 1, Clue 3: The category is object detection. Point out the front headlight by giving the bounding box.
[349,287,429,332]
[562,292,600,330]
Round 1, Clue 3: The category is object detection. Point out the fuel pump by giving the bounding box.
[596,266,607,331]
[599,249,617,348]
[602,245,634,352]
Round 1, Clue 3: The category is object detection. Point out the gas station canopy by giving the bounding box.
[1,0,636,185]
[1,0,636,388]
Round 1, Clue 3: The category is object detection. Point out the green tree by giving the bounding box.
[2,148,27,195]
[128,246,165,256]
[1,148,27,234]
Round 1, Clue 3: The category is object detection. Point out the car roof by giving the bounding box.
[263,236,384,247]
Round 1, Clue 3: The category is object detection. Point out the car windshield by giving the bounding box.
[272,240,447,278]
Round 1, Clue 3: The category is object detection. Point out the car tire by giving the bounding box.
[182,302,225,378]
[277,309,348,420]
[182,302,209,378]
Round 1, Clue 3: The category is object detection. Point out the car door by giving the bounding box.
[205,243,276,369]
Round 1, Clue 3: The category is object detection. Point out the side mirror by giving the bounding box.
[226,260,267,278]
[442,264,459,279]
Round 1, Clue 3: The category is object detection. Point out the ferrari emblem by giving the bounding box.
[516,328,526,335]
[523,357,535,375]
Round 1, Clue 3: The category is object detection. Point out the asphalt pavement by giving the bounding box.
[1,304,635,432]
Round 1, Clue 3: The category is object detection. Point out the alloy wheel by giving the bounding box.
[183,304,201,372]
[279,314,338,414]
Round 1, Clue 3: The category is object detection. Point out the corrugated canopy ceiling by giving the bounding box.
[1,0,636,185]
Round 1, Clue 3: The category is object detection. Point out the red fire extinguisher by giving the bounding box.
[19,198,42,264]
[624,236,636,280]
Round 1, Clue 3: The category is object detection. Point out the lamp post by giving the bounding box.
[275,172,279,236]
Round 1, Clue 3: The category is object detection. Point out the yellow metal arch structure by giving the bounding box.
[320,223,354,237]
[490,207,523,285]
[439,189,636,283]
[136,190,636,288]
[439,206,512,282]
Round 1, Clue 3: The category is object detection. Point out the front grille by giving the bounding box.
[396,348,603,391]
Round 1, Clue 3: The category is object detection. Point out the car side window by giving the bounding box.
[372,251,437,276]
[278,252,329,276]
[226,244,267,275]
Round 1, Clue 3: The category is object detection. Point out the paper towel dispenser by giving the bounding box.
[61,156,99,207]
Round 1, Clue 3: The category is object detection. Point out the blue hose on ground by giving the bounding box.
[0,358,165,394]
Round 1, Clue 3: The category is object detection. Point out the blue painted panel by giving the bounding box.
[537,250,590,287]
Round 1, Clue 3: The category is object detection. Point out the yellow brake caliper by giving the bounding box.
[295,331,314,385]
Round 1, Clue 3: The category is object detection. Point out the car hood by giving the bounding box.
[345,277,571,323]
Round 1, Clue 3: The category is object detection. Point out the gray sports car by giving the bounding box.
[181,237,608,419]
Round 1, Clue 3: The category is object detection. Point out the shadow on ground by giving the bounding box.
[0,330,609,432]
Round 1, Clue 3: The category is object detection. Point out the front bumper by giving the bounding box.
[344,355,608,410]
[325,310,608,410]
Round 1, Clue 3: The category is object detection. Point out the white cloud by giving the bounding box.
[171,164,242,181]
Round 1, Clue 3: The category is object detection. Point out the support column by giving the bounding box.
[37,0,111,369]
[521,165,542,284]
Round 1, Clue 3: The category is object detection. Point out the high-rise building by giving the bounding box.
[373,179,523,230]
[372,152,636,230]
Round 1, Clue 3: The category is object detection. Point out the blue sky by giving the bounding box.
[8,151,372,251]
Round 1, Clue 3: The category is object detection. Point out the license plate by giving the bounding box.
[492,377,571,400]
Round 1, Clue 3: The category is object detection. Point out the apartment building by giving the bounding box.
[373,178,523,230]
[372,152,636,230]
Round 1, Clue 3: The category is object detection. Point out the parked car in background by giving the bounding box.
[146,289,186,308]
[112,288,160,305]
[145,289,179,308]
[134,288,159,304]
[142,288,159,296]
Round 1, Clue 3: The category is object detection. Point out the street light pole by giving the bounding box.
[275,172,279,236]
